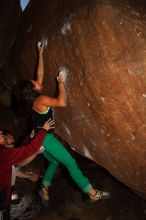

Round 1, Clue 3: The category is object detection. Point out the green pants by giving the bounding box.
[42,133,92,193]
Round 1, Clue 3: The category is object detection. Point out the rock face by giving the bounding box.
[0,0,21,81]
[4,0,146,198]
[0,0,21,133]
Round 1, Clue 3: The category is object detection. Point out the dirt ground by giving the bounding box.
[11,151,146,220]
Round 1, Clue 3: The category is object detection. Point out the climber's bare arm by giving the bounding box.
[33,71,67,108]
[31,42,44,92]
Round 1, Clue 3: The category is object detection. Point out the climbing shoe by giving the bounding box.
[39,187,49,201]
[89,190,111,201]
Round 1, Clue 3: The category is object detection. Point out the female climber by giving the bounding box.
[12,41,111,202]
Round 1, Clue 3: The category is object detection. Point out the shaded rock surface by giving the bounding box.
[0,0,21,84]
[0,0,22,133]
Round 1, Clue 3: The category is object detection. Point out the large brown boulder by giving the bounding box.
[7,0,146,198]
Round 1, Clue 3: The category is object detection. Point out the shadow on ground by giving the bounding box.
[11,150,146,220]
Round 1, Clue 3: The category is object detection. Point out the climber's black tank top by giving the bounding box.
[32,107,54,133]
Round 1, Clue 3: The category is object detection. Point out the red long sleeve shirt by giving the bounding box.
[0,129,46,210]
